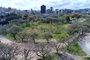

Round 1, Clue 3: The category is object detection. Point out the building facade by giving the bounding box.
[41,5,46,14]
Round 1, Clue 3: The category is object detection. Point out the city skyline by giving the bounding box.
[0,0,90,10]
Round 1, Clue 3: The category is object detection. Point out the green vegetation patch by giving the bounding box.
[66,42,86,56]
[53,31,69,41]
[84,57,90,60]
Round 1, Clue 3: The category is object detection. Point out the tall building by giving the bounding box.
[41,5,46,14]
[47,9,51,14]
[47,7,54,14]
[59,9,64,14]
[50,7,53,13]
[55,9,59,14]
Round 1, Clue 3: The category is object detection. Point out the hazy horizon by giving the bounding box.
[0,0,90,10]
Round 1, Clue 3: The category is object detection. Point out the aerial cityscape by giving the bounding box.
[1,4,90,16]
[0,0,90,60]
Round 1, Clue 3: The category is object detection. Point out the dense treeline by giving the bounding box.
[0,13,89,40]
[0,13,21,25]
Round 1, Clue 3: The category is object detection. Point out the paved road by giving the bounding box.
[0,35,13,44]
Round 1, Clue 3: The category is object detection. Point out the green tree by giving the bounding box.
[43,32,52,43]
[29,32,38,44]
[16,31,28,42]
[65,16,71,23]
[7,25,22,40]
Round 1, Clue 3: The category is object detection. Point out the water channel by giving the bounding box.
[79,33,90,55]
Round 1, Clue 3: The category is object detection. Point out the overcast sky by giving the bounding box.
[0,0,90,10]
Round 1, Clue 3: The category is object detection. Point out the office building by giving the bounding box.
[41,5,46,14]
[55,9,59,14]
[50,7,53,13]
[47,7,54,14]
